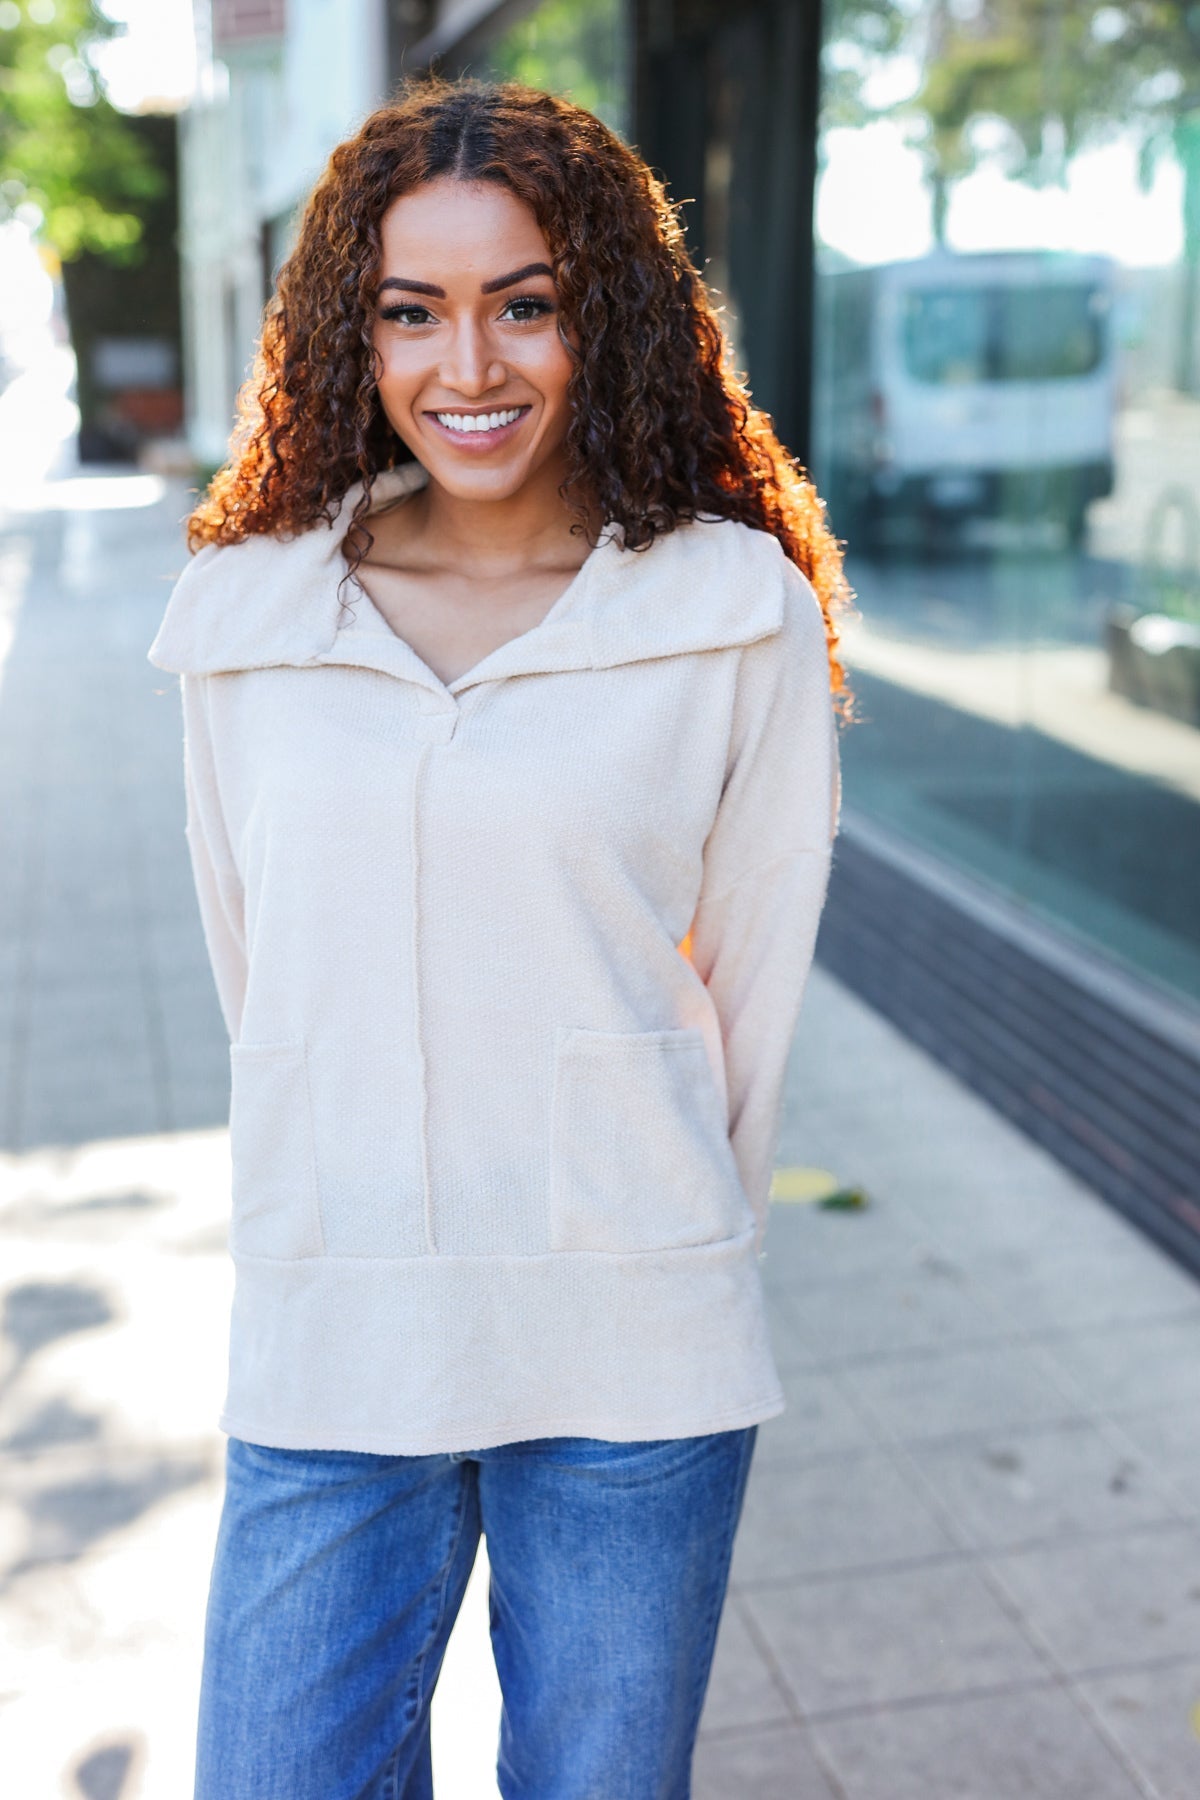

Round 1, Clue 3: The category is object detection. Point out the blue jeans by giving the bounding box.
[194,1426,757,1800]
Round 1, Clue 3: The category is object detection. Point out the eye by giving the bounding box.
[378,303,436,326]
[501,295,555,322]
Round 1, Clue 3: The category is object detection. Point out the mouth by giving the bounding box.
[424,405,532,451]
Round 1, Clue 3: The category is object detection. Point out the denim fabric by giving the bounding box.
[194,1426,757,1800]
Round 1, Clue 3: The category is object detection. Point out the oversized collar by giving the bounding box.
[147,461,785,696]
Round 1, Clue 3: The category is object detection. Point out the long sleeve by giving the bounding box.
[180,672,247,1043]
[686,559,842,1251]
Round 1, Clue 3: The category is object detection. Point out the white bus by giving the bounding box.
[816,249,1118,552]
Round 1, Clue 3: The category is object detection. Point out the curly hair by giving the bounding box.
[188,74,856,714]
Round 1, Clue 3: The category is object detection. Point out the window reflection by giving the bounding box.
[814,0,1200,1009]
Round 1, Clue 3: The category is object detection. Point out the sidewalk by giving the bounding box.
[1,475,1198,1799]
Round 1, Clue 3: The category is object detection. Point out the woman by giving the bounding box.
[149,74,852,1800]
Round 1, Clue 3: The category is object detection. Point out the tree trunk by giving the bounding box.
[930,168,950,246]
[1174,112,1200,395]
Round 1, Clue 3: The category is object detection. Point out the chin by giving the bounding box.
[428,461,535,500]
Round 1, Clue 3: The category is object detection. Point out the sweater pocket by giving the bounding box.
[228,1040,324,1259]
[549,1026,751,1254]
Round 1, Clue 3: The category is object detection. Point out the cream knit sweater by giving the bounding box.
[147,463,841,1453]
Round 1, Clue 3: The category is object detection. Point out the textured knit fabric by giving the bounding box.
[147,461,841,1454]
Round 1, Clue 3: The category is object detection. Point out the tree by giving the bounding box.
[0,0,164,263]
[896,0,1200,389]
[483,0,627,133]
[820,0,910,132]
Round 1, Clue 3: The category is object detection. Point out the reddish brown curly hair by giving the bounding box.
[188,74,855,713]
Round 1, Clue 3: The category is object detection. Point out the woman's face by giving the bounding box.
[370,176,576,506]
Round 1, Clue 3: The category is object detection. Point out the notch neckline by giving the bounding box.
[346,475,610,698]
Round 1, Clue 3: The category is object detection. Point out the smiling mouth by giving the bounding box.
[425,405,531,446]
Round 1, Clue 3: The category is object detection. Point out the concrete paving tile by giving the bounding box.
[762,1294,827,1377]
[1076,1658,1200,1800]
[693,1723,841,1800]
[140,887,206,935]
[903,1416,1189,1551]
[19,1041,157,1105]
[24,938,142,984]
[156,977,227,1038]
[813,1684,1148,1800]
[37,839,133,887]
[160,1032,229,1086]
[0,1254,232,1449]
[974,1238,1200,1335]
[826,1105,1036,1175]
[1,1442,216,1571]
[731,1450,957,1587]
[798,1088,1030,1168]
[154,895,220,962]
[165,1080,234,1138]
[782,1253,1014,1362]
[0,989,18,1065]
[32,932,141,983]
[743,1558,1047,1714]
[904,1180,1143,1264]
[986,1523,1200,1672]
[19,1090,164,1153]
[760,1203,933,1300]
[134,795,189,841]
[0,1033,17,1139]
[0,1476,221,1800]
[1037,1315,1200,1418]
[835,1339,1093,1445]
[698,1595,795,1735]
[24,986,148,1042]
[20,1015,157,1071]
[885,1146,1143,1251]
[146,918,211,967]
[752,1362,879,1468]
[1108,1407,1200,1513]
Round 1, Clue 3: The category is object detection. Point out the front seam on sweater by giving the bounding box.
[411,739,437,1255]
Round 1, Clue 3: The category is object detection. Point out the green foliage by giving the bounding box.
[484,0,627,135]
[0,0,165,260]
[908,2,1200,186]
[820,0,909,132]
[824,0,1200,237]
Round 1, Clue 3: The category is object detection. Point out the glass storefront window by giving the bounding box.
[812,0,1200,1011]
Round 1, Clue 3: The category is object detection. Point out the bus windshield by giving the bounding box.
[903,283,1108,385]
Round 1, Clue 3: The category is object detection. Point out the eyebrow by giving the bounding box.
[376,262,555,301]
[481,261,555,294]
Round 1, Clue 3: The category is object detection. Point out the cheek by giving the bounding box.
[373,346,424,431]
[533,337,575,416]
[374,341,410,393]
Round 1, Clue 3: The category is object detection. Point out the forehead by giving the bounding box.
[377,178,551,276]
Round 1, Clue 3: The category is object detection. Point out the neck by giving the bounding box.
[413,456,597,572]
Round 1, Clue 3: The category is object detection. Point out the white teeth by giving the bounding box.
[435,408,523,433]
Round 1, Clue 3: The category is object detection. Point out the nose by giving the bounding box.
[439,317,507,399]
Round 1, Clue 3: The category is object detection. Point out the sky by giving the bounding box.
[816,120,1185,269]
[91,0,196,111]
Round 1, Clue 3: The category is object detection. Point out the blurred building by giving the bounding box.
[182,0,389,464]
[67,113,184,462]
[179,0,1200,1266]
